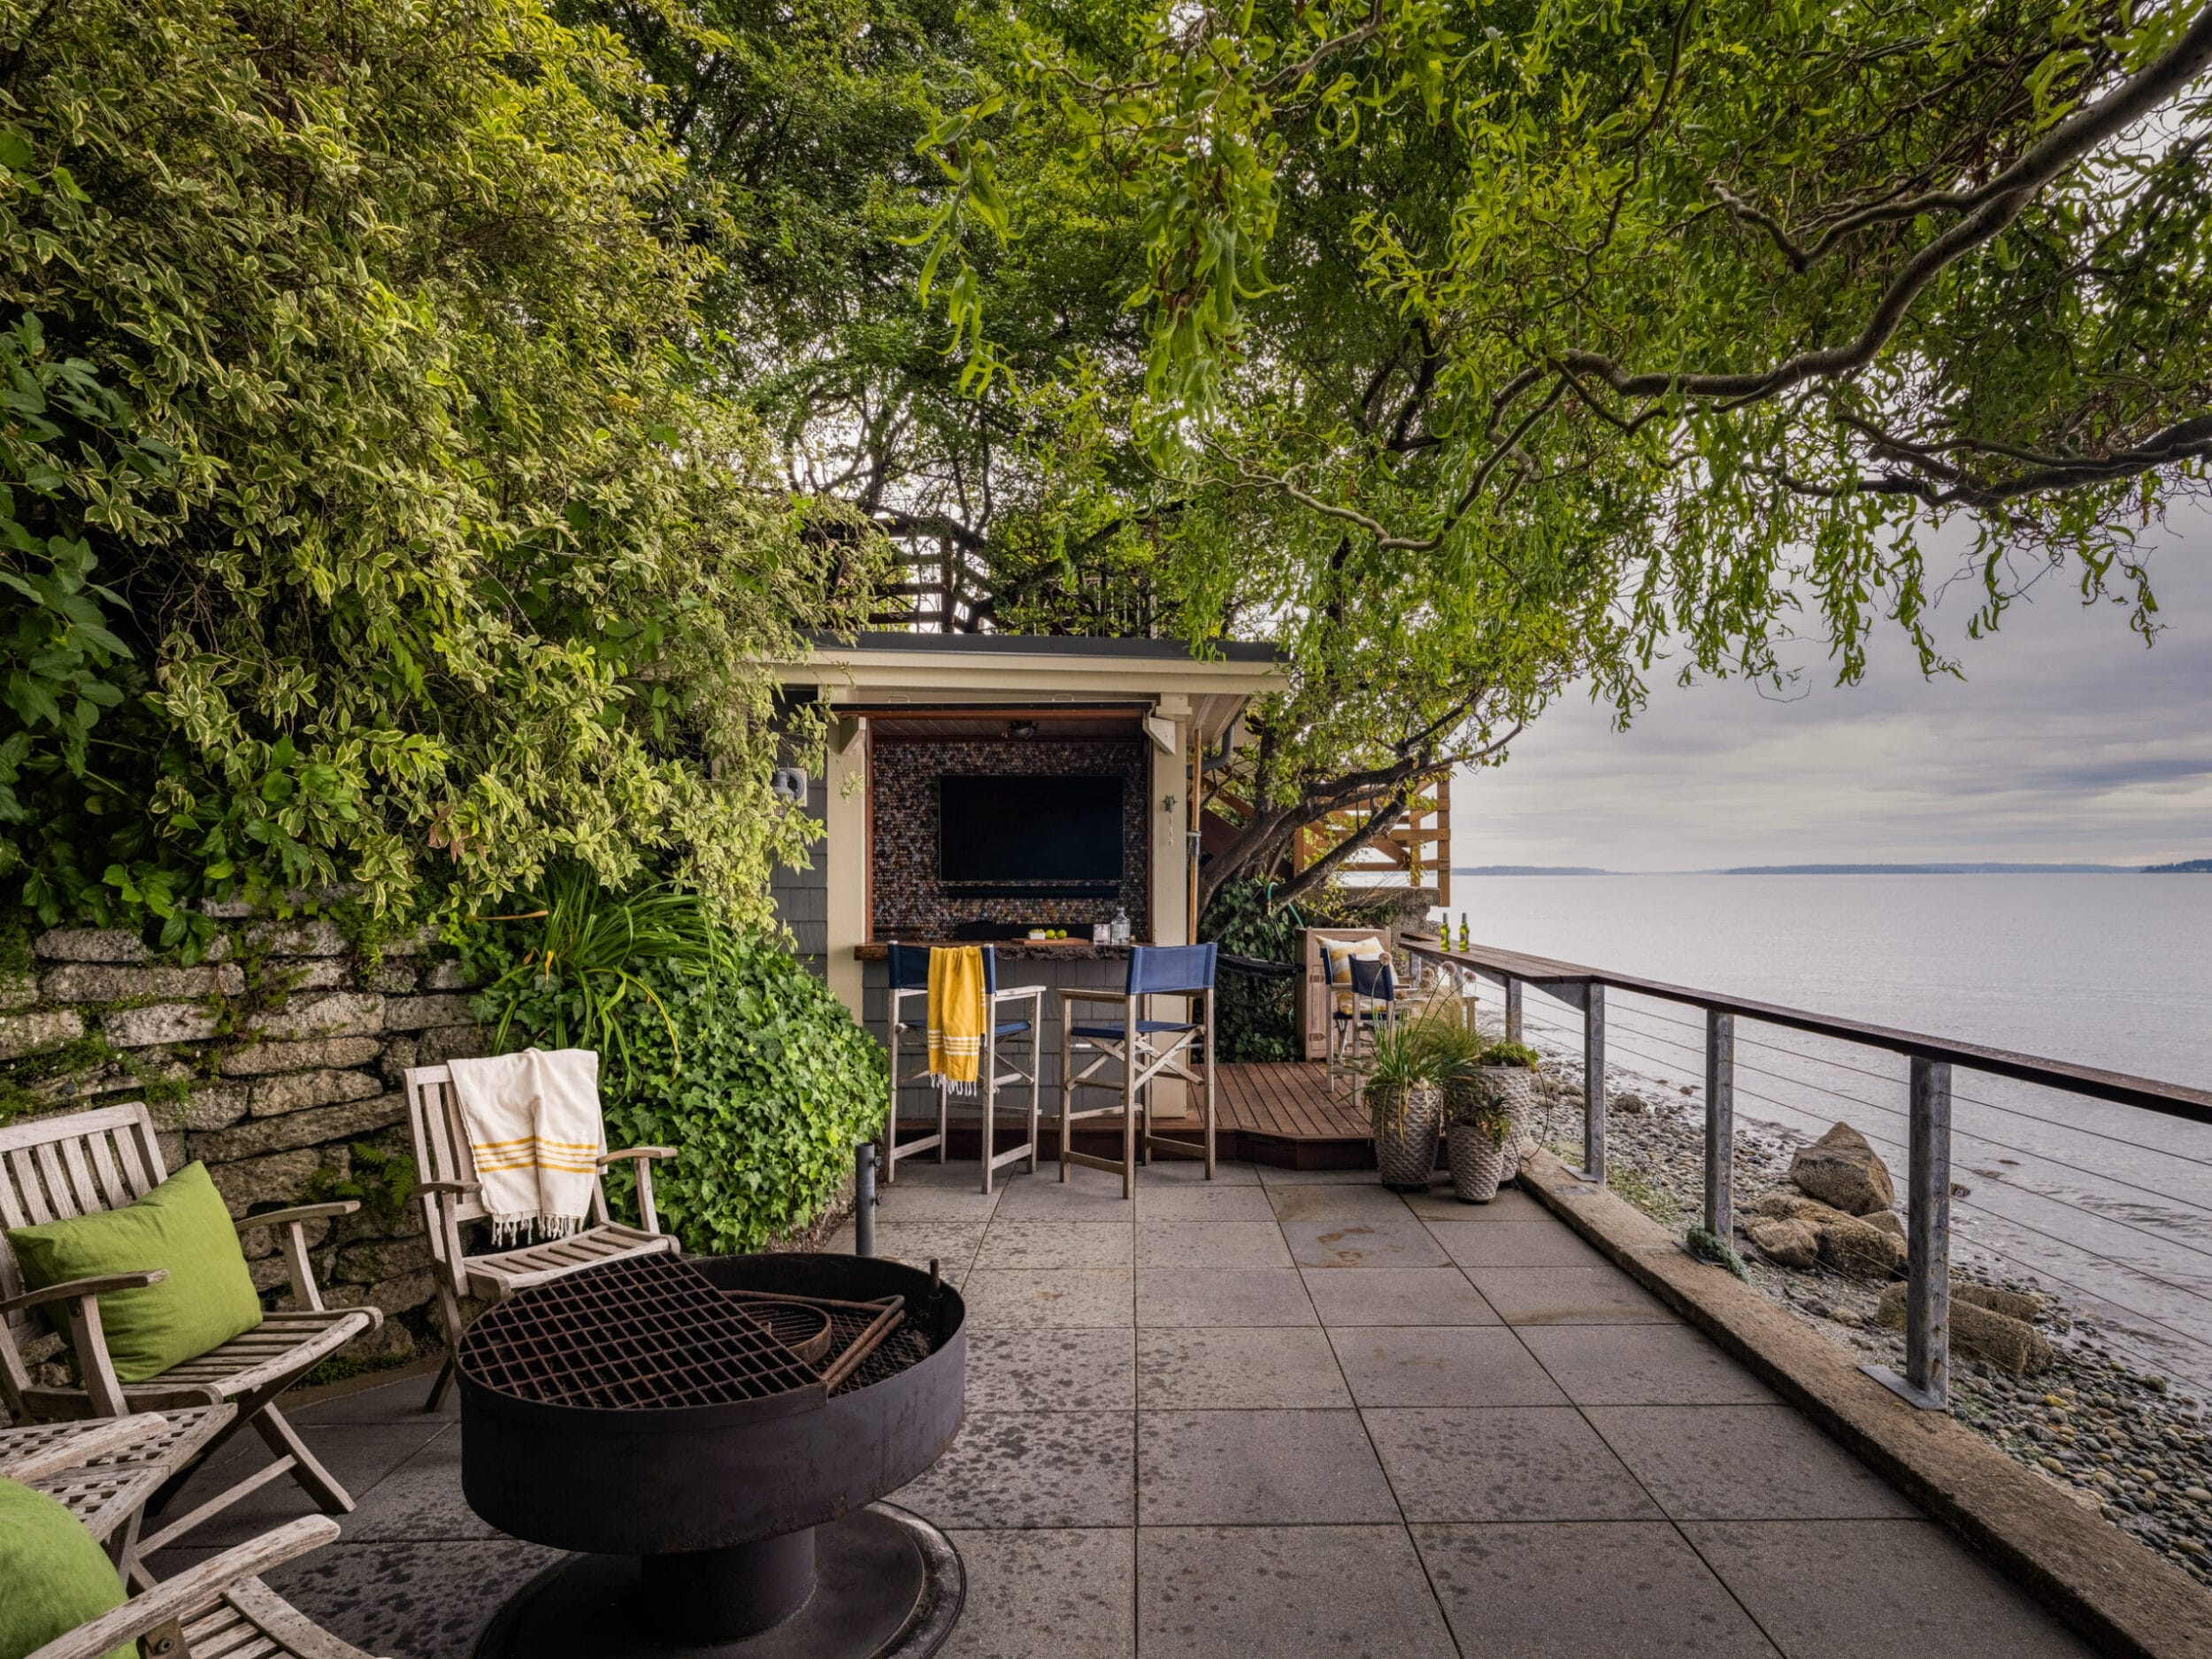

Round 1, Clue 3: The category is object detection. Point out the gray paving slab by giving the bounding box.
[1363,1407,1661,1523]
[827,1218,990,1283]
[153,1424,448,1552]
[1299,1266,1501,1327]
[1402,1183,1546,1220]
[1136,1327,1352,1408]
[1328,1325,1570,1409]
[1465,1263,1678,1325]
[875,1176,1004,1221]
[1265,1181,1417,1223]
[1426,1218,1608,1267]
[1255,1165,1383,1184]
[961,1268,1133,1328]
[1682,1518,2101,1657]
[993,1167,1136,1217]
[1585,1406,1920,1520]
[1138,1409,1400,1525]
[1135,1157,1260,1185]
[292,1374,456,1425]
[941,1527,1135,1659]
[974,1220,1133,1270]
[1135,1265,1318,1327]
[890,1411,1134,1528]
[1281,1214,1452,1269]
[967,1328,1136,1411]
[1518,1324,1778,1406]
[1138,1525,1458,1659]
[1134,1218,1294,1269]
[1413,1521,1782,1658]
[258,1537,564,1659]
[1134,1181,1278,1219]
[342,1426,498,1544]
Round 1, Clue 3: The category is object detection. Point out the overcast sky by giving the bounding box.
[1453,499,2212,871]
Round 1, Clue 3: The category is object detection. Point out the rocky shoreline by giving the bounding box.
[1517,1060,2212,1586]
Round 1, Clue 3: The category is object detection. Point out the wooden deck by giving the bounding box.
[895,1060,1378,1171]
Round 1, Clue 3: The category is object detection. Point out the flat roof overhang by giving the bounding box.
[778,633,1289,745]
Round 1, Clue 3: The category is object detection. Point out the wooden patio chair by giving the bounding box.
[27,1512,388,1659]
[403,1062,676,1412]
[1057,942,1217,1199]
[1,1406,239,1588]
[0,1102,380,1517]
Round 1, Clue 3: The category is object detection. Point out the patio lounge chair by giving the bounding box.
[26,1512,387,1659]
[403,1062,676,1411]
[0,1102,380,1517]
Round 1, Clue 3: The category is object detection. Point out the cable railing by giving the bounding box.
[1402,933,2212,1410]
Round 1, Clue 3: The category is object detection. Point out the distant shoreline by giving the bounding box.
[1452,861,2212,876]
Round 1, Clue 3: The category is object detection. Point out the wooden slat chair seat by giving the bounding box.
[0,1407,237,1586]
[0,1102,379,1523]
[403,1061,676,1412]
[27,1510,389,1659]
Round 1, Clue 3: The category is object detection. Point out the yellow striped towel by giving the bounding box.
[448,1048,606,1244]
[926,946,986,1096]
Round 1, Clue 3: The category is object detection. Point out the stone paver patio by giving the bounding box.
[150,1158,2099,1657]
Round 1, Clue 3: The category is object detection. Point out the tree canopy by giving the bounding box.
[0,0,879,941]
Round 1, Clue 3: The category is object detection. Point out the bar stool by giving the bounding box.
[883,943,1047,1192]
[1057,943,1217,1198]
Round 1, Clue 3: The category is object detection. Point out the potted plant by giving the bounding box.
[1443,1065,1513,1202]
[1363,1018,1445,1191]
[1477,1041,1541,1185]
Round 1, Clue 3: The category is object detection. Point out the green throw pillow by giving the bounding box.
[0,1476,132,1659]
[6,1160,261,1385]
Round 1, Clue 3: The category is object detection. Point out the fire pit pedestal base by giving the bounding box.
[473,1503,962,1659]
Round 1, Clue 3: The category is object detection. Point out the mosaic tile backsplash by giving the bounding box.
[872,737,1152,937]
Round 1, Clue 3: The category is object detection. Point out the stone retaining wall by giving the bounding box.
[2,920,490,1371]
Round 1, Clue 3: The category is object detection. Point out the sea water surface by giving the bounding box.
[1432,874,2212,1391]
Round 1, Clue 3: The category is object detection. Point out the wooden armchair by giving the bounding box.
[27,1513,387,1659]
[403,1063,676,1411]
[0,1102,380,1517]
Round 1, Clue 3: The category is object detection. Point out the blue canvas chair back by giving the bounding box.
[888,941,998,994]
[1348,955,1395,1001]
[1125,942,1217,996]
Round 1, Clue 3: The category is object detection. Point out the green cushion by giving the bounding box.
[6,1160,261,1385]
[0,1476,132,1659]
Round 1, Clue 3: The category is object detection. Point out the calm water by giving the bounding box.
[1432,875,2212,1390]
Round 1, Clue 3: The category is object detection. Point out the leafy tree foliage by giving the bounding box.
[0,0,880,943]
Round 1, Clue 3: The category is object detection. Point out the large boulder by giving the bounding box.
[1874,1283,2051,1373]
[1789,1123,1895,1217]
[1748,1191,1858,1228]
[1814,1214,1908,1279]
[1746,1217,1819,1269]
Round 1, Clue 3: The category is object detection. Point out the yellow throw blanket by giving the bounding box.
[927,946,986,1096]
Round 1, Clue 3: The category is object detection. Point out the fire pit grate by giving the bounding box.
[461,1256,827,1409]
[460,1255,930,1411]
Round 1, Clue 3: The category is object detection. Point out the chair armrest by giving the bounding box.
[596,1147,676,1165]
[0,1270,166,1319]
[1056,987,1131,1006]
[414,1179,482,1195]
[27,1516,340,1659]
[233,1201,358,1233]
[598,1150,671,1234]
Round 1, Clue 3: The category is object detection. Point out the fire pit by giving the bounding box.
[460,1251,966,1658]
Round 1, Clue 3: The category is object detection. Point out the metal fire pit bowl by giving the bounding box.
[462,1252,966,1659]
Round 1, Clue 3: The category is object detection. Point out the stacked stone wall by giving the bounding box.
[1,919,489,1373]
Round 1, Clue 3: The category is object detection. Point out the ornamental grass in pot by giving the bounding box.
[1364,1020,1445,1192]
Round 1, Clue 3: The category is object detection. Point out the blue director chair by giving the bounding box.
[883,943,1046,1193]
[1056,943,1217,1198]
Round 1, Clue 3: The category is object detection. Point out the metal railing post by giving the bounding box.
[1907,1056,1952,1404]
[1582,981,1606,1182]
[1704,1010,1733,1240]
[1504,977,1523,1045]
[854,1142,879,1258]
[1863,1056,1951,1410]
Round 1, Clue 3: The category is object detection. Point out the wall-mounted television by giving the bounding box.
[939,774,1124,896]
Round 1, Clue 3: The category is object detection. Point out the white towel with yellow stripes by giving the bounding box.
[447,1048,605,1245]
